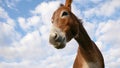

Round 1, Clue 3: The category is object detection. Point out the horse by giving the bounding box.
[49,0,104,68]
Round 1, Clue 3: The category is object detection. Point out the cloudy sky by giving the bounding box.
[0,0,120,68]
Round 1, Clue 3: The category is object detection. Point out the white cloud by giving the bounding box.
[95,19,120,68]
[72,4,82,19]
[18,17,27,30]
[0,23,15,46]
[31,1,61,25]
[39,54,75,68]
[84,0,120,18]
[0,30,77,68]
[0,7,9,19]
[18,15,43,32]
[96,20,120,45]
[0,7,20,60]
[83,21,96,39]
[0,30,50,65]
[0,7,15,27]
[0,7,20,46]
[0,60,31,68]
[18,1,62,32]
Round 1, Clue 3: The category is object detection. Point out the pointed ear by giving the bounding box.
[65,0,72,10]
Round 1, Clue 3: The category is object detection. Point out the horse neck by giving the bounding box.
[74,22,100,62]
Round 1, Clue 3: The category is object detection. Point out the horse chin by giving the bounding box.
[54,42,66,49]
[49,39,66,49]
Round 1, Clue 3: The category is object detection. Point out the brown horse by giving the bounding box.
[49,0,104,68]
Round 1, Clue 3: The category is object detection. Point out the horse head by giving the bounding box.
[49,0,80,49]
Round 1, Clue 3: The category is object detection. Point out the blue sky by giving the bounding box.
[0,0,120,68]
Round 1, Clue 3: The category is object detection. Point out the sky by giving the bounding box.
[0,0,120,68]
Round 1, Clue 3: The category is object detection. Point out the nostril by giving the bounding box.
[50,33,58,39]
[54,33,57,39]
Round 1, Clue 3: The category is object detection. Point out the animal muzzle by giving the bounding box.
[49,26,66,49]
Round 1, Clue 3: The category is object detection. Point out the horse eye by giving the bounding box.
[61,11,69,17]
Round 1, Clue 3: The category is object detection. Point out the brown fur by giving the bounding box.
[50,0,104,68]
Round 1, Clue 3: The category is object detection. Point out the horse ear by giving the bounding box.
[65,0,73,10]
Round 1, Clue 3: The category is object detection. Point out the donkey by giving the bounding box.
[49,0,104,68]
